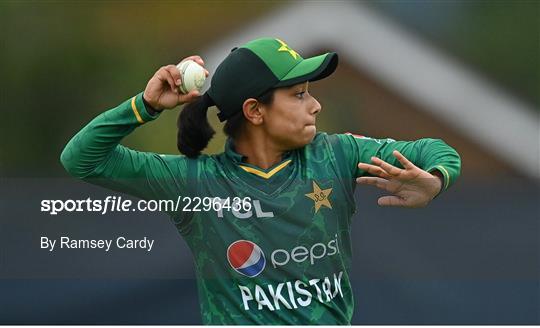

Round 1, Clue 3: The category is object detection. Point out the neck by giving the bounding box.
[233,132,286,170]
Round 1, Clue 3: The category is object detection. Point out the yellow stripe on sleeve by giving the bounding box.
[436,165,451,190]
[131,96,144,124]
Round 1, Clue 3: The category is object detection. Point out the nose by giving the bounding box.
[311,97,322,115]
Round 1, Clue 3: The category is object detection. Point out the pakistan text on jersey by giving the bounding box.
[239,271,344,311]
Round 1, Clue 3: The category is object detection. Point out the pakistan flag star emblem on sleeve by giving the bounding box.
[305,180,333,213]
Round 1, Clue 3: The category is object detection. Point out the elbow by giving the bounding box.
[60,144,89,179]
[60,145,77,177]
[455,154,463,179]
[439,139,462,180]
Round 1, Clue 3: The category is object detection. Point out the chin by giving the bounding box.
[301,125,317,144]
[306,124,317,136]
[281,126,317,149]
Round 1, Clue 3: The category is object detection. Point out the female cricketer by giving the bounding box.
[61,37,461,324]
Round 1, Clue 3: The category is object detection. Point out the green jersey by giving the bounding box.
[61,93,461,324]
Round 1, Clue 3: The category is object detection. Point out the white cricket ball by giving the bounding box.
[176,59,206,94]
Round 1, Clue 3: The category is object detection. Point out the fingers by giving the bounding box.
[165,64,182,88]
[377,195,407,207]
[356,176,390,191]
[357,163,391,179]
[178,89,201,104]
[183,55,205,66]
[392,150,416,170]
[370,156,403,176]
[157,65,180,93]
[357,177,408,207]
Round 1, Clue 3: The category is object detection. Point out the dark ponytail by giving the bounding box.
[177,93,215,158]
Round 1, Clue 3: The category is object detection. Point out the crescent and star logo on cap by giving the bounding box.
[276,38,299,60]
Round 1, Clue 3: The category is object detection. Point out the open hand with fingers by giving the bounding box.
[356,150,443,208]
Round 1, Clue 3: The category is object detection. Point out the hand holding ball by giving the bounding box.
[177,60,206,94]
[143,56,207,110]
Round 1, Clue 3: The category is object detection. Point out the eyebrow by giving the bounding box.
[293,82,309,92]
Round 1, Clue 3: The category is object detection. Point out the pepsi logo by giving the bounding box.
[227,240,266,277]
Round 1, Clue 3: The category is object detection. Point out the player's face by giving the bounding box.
[261,82,322,149]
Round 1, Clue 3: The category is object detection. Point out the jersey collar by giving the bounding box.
[224,138,294,179]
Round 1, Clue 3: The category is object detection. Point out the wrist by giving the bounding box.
[430,170,444,197]
[142,94,163,114]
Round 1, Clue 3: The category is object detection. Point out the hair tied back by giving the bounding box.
[201,92,215,108]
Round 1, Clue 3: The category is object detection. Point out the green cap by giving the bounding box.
[207,37,338,121]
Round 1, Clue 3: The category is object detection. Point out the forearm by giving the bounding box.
[60,92,159,178]
[412,138,460,191]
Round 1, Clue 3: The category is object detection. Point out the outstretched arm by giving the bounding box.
[357,150,444,207]
[330,133,461,208]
